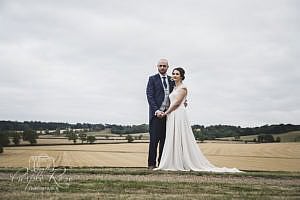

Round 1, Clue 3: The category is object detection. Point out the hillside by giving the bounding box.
[220,131,300,142]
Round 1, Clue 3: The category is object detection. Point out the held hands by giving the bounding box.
[155,111,167,118]
[156,99,187,118]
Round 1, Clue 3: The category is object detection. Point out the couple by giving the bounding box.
[146,58,241,172]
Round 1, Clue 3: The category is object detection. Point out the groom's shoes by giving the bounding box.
[148,165,156,170]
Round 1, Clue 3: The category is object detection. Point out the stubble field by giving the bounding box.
[1,142,300,171]
[1,142,300,199]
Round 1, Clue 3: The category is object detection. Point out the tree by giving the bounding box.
[264,134,275,143]
[54,128,61,136]
[275,136,281,143]
[126,135,134,143]
[257,134,264,143]
[23,129,38,145]
[193,129,204,142]
[67,132,78,144]
[12,132,21,145]
[0,131,10,146]
[294,136,300,142]
[79,133,87,143]
[233,132,240,140]
[257,134,275,143]
[87,136,96,144]
[110,124,149,134]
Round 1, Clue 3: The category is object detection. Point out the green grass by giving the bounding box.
[84,129,148,138]
[84,128,116,136]
[274,131,300,142]
[220,131,300,142]
[1,167,300,199]
[1,167,300,178]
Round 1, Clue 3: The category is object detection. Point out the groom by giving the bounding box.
[146,58,175,169]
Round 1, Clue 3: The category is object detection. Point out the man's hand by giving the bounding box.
[155,110,164,118]
[158,112,164,118]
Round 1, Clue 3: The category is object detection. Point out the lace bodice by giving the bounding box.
[169,84,187,107]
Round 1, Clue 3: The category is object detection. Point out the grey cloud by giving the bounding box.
[0,0,299,126]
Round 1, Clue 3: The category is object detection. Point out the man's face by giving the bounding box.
[157,61,169,75]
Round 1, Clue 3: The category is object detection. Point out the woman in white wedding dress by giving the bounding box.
[155,68,241,172]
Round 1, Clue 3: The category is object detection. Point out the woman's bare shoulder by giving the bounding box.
[180,84,188,90]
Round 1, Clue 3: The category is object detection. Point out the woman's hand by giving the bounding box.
[161,112,168,117]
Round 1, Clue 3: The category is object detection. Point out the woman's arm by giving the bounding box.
[164,88,187,115]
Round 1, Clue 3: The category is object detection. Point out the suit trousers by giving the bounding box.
[148,116,166,167]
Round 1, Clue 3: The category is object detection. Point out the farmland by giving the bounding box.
[1,135,300,199]
[1,142,300,171]
[220,131,300,142]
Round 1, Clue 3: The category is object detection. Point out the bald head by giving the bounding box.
[157,58,169,75]
[157,58,169,67]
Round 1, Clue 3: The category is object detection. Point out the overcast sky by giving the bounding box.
[0,0,299,127]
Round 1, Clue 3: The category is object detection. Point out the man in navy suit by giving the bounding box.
[146,58,175,169]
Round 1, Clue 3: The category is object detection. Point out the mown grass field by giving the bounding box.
[0,167,299,199]
[1,142,300,171]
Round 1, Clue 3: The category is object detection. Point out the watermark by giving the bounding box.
[10,154,72,192]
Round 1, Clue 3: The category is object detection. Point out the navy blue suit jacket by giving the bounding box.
[146,74,174,123]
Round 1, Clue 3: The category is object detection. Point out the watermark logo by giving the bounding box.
[10,154,72,192]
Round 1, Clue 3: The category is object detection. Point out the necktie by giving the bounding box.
[162,77,167,89]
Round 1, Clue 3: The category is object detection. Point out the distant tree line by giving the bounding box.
[192,124,300,140]
[1,121,299,138]
[256,134,281,143]
[0,121,105,132]
[1,121,299,150]
[0,129,38,150]
[1,121,299,136]
[0,121,149,150]
[65,132,96,144]
[106,124,149,134]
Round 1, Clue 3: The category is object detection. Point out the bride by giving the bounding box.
[155,67,241,172]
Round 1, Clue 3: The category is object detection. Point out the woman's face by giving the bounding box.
[172,70,182,81]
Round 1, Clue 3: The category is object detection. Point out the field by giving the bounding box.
[1,142,300,171]
[0,167,299,199]
[1,141,300,199]
[13,134,147,145]
[220,131,300,142]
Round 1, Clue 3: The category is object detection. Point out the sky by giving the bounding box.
[0,0,299,127]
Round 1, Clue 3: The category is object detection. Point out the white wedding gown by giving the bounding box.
[155,84,241,172]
